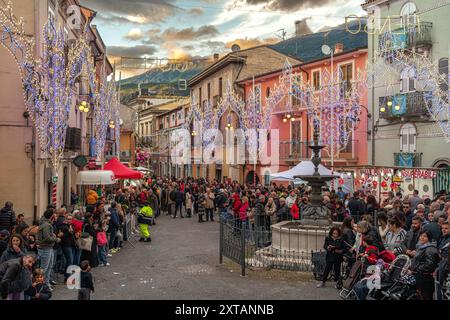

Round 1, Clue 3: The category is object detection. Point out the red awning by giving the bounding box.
[104,157,143,180]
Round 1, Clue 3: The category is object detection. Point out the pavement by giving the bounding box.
[53,212,339,300]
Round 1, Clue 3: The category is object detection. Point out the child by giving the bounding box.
[78,260,94,300]
[24,269,52,300]
[317,227,344,289]
[96,228,110,267]
[359,235,380,266]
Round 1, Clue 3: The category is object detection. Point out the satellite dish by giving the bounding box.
[321,44,332,55]
[231,44,241,52]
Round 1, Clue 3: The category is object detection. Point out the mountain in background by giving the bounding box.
[119,60,210,103]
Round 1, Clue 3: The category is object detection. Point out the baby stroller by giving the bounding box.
[339,259,364,299]
[368,254,412,300]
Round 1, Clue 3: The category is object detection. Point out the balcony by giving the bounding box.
[65,127,82,152]
[279,140,358,163]
[379,91,431,120]
[379,22,432,52]
[394,153,422,167]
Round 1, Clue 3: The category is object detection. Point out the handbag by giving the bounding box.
[76,225,93,252]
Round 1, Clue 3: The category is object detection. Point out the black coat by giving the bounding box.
[0,258,29,299]
[324,236,344,263]
[364,226,385,252]
[276,205,291,222]
[410,243,439,275]
[423,222,441,243]
[341,228,355,253]
[401,229,420,254]
[0,208,16,232]
[24,282,52,300]
[348,198,366,217]
[80,223,98,268]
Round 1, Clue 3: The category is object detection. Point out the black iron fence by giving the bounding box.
[219,215,332,277]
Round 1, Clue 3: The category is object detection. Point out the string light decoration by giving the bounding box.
[215,80,247,132]
[265,60,365,156]
[368,29,450,142]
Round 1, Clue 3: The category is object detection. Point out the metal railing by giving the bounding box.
[220,216,330,276]
[378,22,432,51]
[279,140,358,161]
[379,91,431,120]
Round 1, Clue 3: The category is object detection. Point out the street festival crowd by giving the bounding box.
[0,176,449,300]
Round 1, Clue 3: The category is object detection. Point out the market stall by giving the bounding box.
[76,170,116,212]
[104,157,144,180]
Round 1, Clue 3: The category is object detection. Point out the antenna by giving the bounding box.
[275,28,287,41]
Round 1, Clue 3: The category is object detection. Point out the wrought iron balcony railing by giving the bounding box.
[379,91,431,120]
[279,140,358,162]
[379,22,432,51]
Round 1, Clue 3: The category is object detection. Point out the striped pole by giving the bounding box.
[52,183,57,205]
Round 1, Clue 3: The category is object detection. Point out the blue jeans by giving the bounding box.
[353,279,369,300]
[38,248,55,287]
[98,246,107,265]
[109,229,118,250]
[174,202,183,217]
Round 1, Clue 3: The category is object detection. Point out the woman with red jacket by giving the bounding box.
[291,198,300,220]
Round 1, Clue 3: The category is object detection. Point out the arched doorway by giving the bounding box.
[432,159,450,195]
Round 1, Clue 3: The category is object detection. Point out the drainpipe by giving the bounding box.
[298,65,310,157]
[371,30,375,166]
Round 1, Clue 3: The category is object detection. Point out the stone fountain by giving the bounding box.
[250,128,336,269]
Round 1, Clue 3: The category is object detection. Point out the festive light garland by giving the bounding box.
[368,29,450,142]
[1,1,120,169]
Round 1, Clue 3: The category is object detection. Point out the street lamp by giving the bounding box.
[78,101,90,113]
[321,44,335,170]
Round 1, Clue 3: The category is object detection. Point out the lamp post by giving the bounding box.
[321,44,334,170]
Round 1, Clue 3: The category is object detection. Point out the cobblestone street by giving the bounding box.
[54,213,338,300]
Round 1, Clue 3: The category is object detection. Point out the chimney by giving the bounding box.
[334,43,344,54]
[213,53,220,62]
[295,18,312,37]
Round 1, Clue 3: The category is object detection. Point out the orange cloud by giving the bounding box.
[225,37,279,50]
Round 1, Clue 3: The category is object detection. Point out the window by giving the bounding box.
[400,67,416,92]
[339,63,353,93]
[400,123,416,152]
[198,88,202,107]
[312,70,321,91]
[400,2,417,27]
[266,87,271,98]
[219,78,223,98]
[439,58,449,100]
[207,83,211,101]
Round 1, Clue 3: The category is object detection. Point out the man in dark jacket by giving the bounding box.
[108,202,121,252]
[36,209,59,289]
[173,187,185,218]
[401,215,422,257]
[0,254,36,299]
[423,212,443,243]
[348,192,366,222]
[437,222,450,300]
[276,198,291,222]
[0,202,16,233]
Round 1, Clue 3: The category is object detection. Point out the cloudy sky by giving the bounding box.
[79,0,366,78]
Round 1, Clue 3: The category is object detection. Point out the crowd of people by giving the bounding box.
[0,175,449,300]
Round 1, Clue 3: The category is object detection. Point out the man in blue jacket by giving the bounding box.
[108,202,121,253]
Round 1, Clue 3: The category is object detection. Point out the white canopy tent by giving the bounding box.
[270,161,354,194]
[134,167,151,172]
[76,170,116,185]
[270,161,340,181]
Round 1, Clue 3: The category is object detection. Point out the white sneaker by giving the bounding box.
[107,254,113,257]
[105,262,111,266]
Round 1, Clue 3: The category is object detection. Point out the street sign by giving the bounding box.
[52,176,58,184]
